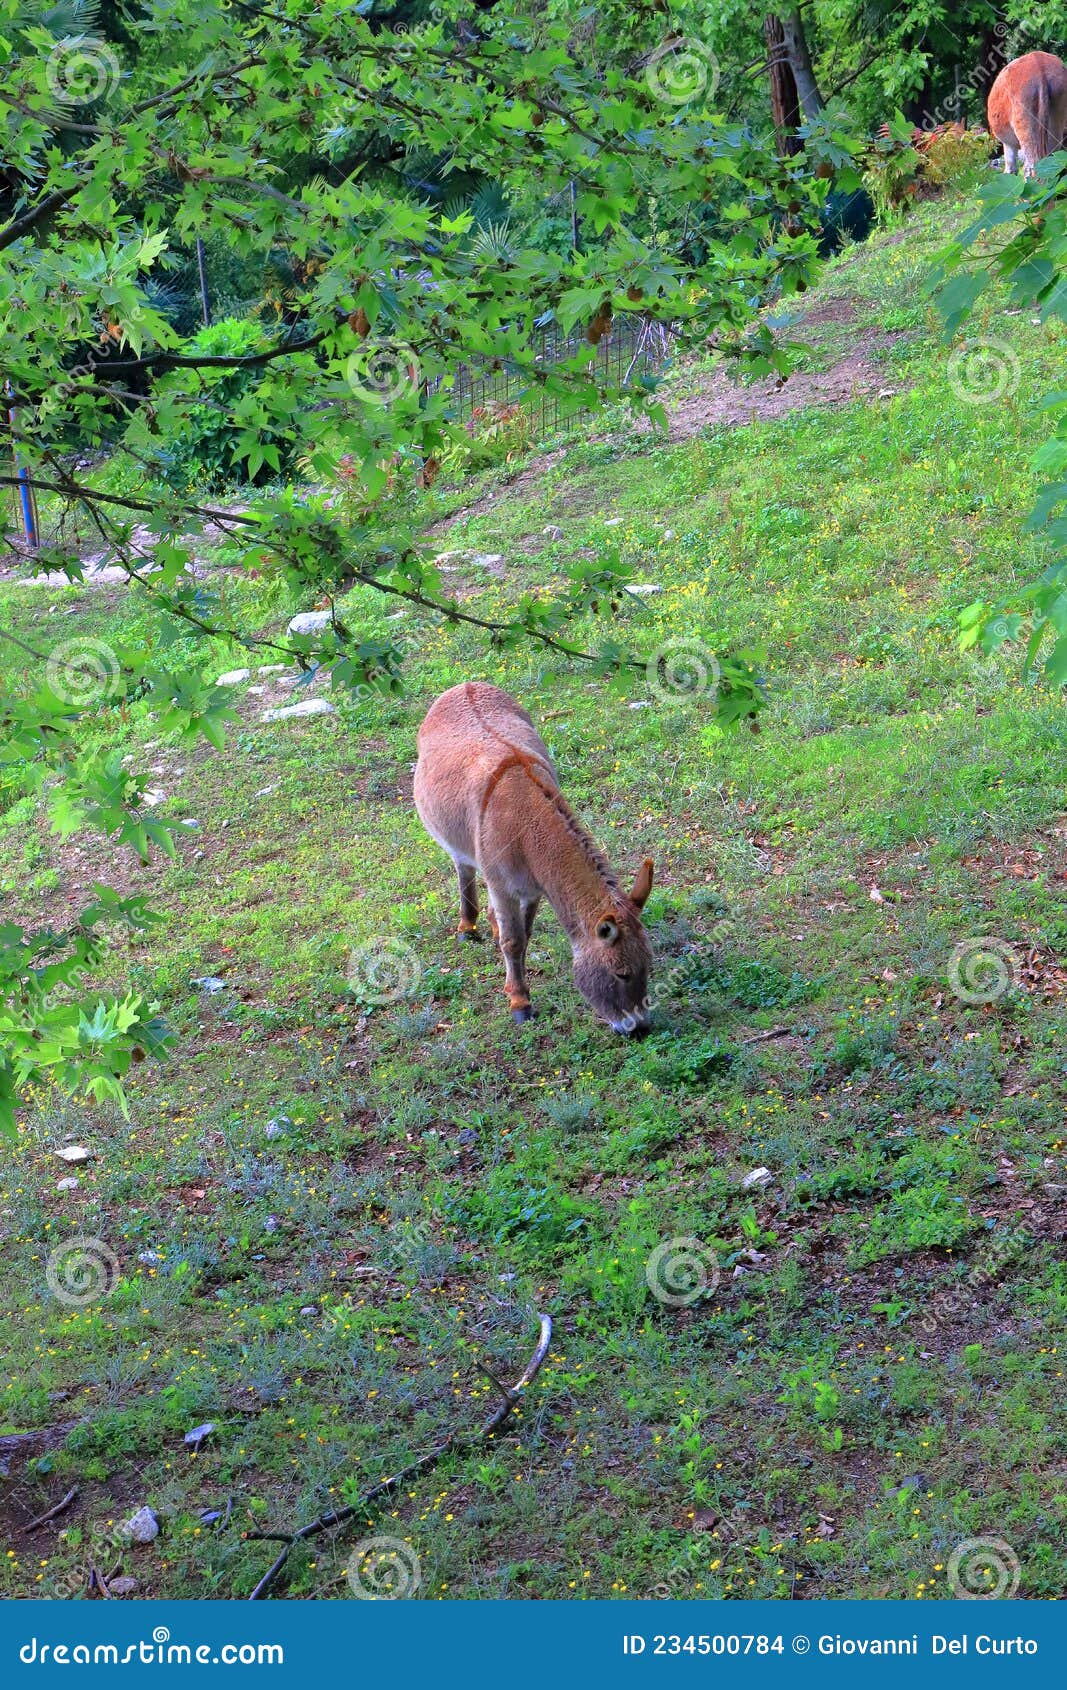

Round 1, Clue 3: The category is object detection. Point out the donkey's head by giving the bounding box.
[571,859,654,1035]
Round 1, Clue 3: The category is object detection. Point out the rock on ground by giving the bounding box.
[287,610,334,636]
[261,699,336,723]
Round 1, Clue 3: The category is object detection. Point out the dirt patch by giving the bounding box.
[666,329,909,439]
[0,511,248,587]
[794,296,858,329]
[0,1424,78,1546]
[424,449,568,538]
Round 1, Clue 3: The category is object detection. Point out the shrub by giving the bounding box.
[919,125,995,188]
[154,317,305,490]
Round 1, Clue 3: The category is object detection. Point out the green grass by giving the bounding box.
[2,186,1067,1603]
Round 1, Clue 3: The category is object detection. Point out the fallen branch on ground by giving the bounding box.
[25,1486,78,1531]
[245,1310,552,1600]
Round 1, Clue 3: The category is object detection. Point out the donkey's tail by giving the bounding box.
[1035,73,1057,162]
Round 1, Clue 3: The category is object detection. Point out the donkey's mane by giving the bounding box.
[466,683,627,906]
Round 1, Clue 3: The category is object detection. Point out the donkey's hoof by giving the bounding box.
[511,1004,535,1024]
[456,926,482,943]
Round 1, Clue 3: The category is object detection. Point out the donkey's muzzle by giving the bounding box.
[612,1010,651,1038]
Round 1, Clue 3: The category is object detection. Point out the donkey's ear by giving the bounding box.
[630,858,655,910]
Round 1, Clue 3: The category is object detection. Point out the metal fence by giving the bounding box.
[438,315,674,438]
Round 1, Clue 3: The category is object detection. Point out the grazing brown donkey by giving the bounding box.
[988,51,1067,177]
[414,682,654,1033]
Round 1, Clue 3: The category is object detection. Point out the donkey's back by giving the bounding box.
[414,681,556,863]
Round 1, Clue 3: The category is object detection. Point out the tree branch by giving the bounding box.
[0,186,80,252]
[245,1311,552,1600]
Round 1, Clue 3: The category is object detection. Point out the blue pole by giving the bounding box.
[5,383,38,549]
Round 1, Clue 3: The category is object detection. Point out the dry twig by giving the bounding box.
[245,1311,552,1600]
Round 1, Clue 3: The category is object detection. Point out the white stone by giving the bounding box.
[624,583,662,597]
[542,524,564,541]
[604,517,622,527]
[740,1166,773,1191]
[56,1177,80,1191]
[55,1146,92,1164]
[469,552,505,569]
[287,610,334,636]
[215,668,251,686]
[257,664,288,676]
[261,699,336,723]
[121,1506,160,1544]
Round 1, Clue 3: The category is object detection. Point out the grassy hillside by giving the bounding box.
[2,186,1066,1602]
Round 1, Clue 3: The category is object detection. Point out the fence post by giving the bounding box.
[5,381,38,550]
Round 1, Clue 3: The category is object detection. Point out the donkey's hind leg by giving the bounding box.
[455,860,481,940]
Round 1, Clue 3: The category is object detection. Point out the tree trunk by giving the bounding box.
[972,25,1007,113]
[781,7,824,120]
[764,15,803,155]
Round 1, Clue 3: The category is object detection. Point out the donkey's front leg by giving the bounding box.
[488,891,535,1022]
